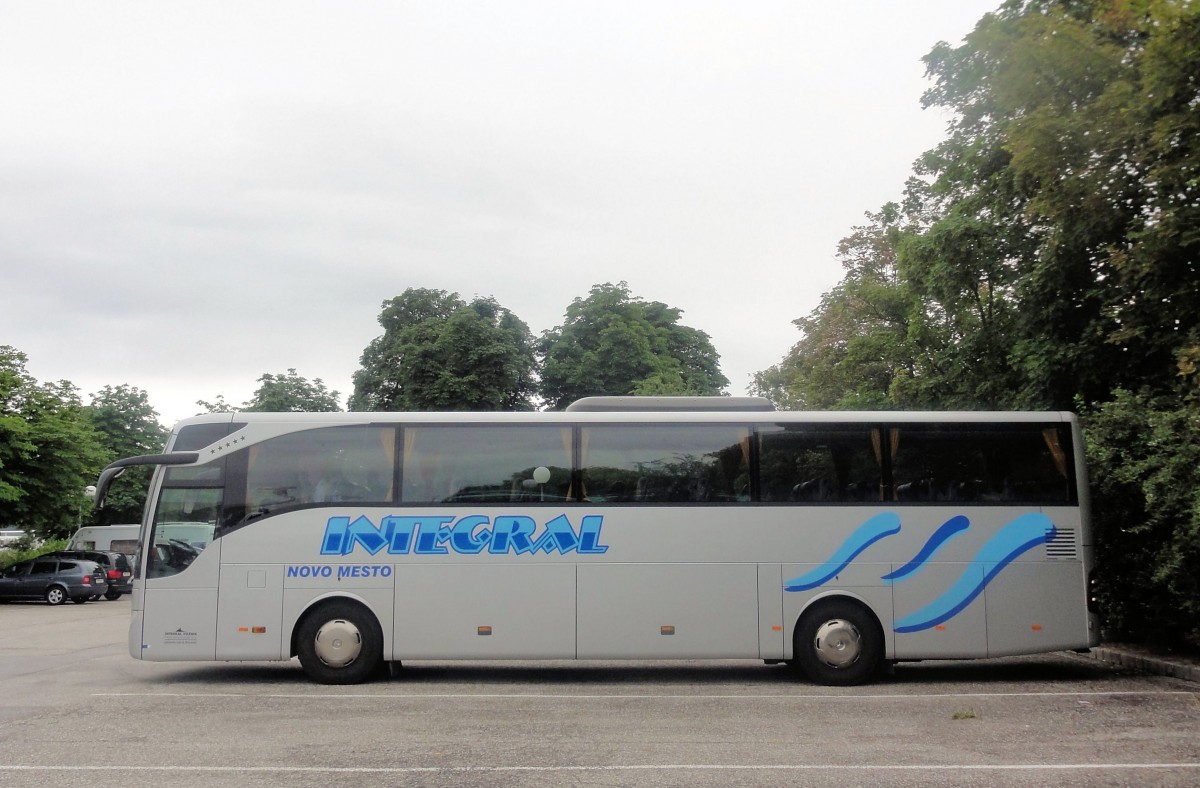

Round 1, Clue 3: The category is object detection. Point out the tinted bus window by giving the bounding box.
[172,422,245,451]
[400,425,572,503]
[890,424,1074,504]
[153,424,237,576]
[758,425,882,503]
[149,487,223,577]
[244,426,397,511]
[581,424,750,503]
[162,422,241,486]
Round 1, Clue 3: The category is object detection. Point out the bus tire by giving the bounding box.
[296,600,383,685]
[793,598,883,686]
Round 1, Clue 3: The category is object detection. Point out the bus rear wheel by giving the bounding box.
[793,598,883,686]
[296,600,383,685]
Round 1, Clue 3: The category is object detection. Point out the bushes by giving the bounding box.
[0,538,69,571]
[1084,391,1200,651]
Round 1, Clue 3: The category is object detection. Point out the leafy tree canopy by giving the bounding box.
[245,369,342,412]
[752,203,927,409]
[199,370,343,414]
[0,347,36,510]
[918,0,1200,407]
[762,0,1200,412]
[1084,390,1200,649]
[0,346,107,539]
[538,282,728,411]
[84,384,170,526]
[351,289,537,412]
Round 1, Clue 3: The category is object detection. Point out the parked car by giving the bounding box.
[44,550,133,600]
[0,557,108,605]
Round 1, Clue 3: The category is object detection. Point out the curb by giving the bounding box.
[1088,646,1200,683]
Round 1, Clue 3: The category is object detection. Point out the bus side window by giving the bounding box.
[580,424,749,504]
[243,426,396,515]
[891,426,982,503]
[757,425,880,503]
[889,424,1075,505]
[400,425,572,504]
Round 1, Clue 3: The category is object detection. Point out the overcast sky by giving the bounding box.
[1,1,998,425]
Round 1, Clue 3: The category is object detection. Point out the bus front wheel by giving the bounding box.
[296,600,383,685]
[793,598,883,686]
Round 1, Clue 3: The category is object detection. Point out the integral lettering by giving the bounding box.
[319,514,609,557]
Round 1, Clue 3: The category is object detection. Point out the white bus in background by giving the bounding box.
[94,396,1098,685]
[0,529,27,548]
[70,523,215,562]
[69,524,141,557]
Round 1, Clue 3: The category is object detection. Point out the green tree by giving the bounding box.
[538,282,728,411]
[765,0,1199,411]
[85,385,170,526]
[0,347,35,512]
[351,289,536,411]
[195,394,235,414]
[244,369,342,412]
[198,371,343,414]
[919,0,1200,406]
[752,204,925,410]
[0,347,106,539]
[1084,391,1200,649]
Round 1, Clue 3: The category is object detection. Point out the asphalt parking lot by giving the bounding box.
[1,597,1197,787]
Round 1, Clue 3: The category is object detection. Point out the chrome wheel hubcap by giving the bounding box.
[313,619,363,668]
[813,618,862,668]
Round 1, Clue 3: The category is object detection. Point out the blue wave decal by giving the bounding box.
[893,513,1056,633]
[881,515,970,584]
[783,512,901,592]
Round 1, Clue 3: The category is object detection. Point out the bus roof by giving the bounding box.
[565,396,775,412]
[167,407,1077,430]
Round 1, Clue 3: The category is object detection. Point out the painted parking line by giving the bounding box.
[92,689,1197,700]
[3,763,1200,775]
